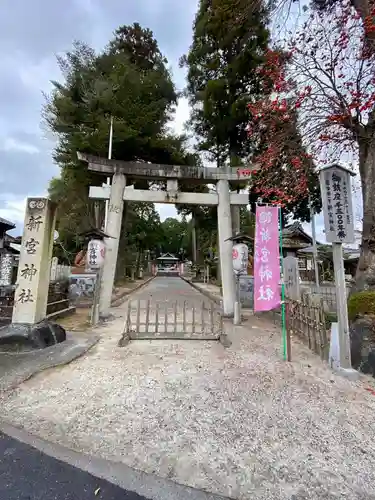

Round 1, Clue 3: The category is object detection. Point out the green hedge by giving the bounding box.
[347,291,375,321]
[324,312,338,329]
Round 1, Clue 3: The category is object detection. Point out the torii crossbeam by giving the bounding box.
[78,152,258,318]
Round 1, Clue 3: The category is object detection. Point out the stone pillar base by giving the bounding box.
[98,313,116,323]
[0,320,66,350]
[333,367,360,380]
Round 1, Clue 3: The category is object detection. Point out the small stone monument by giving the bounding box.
[283,256,301,301]
[50,256,58,282]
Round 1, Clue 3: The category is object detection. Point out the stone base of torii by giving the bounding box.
[78,153,256,318]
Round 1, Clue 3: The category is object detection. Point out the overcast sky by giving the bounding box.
[0,0,198,232]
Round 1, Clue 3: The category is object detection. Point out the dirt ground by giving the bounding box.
[58,308,91,331]
[58,278,151,332]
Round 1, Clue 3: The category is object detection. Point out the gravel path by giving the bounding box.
[1,280,375,499]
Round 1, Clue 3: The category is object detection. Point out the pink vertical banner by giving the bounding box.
[254,206,281,311]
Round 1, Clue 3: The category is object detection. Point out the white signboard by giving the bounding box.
[319,165,355,244]
[232,243,249,274]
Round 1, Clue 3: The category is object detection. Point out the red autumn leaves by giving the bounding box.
[247,1,375,207]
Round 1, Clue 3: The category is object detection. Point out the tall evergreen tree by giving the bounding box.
[181,0,271,166]
[44,26,193,272]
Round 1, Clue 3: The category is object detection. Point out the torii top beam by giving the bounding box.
[77,152,259,183]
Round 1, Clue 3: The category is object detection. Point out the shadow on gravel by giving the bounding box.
[0,332,99,392]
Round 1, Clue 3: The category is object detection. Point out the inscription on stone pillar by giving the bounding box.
[12,198,56,325]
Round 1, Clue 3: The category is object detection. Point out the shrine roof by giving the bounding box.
[8,243,21,254]
[157,253,179,260]
[77,152,259,183]
[282,222,312,249]
[3,234,20,253]
[0,217,15,231]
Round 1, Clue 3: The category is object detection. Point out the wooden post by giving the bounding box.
[332,243,351,369]
[318,163,358,378]
[90,268,102,326]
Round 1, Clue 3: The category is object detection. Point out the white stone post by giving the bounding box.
[217,179,235,317]
[99,173,126,318]
[332,243,352,370]
[50,256,58,282]
[12,198,56,325]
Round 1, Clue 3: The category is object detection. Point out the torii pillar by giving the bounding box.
[99,172,126,319]
[218,180,237,316]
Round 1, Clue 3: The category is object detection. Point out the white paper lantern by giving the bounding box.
[86,239,106,270]
[232,243,249,274]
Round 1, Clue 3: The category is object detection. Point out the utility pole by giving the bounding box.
[104,115,114,231]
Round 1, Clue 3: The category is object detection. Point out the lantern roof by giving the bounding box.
[226,233,254,243]
[80,227,111,241]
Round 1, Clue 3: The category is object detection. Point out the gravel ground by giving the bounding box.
[1,296,375,499]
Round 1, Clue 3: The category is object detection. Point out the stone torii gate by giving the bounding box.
[78,153,256,318]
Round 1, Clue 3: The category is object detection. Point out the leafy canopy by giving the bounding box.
[45,24,195,265]
[181,0,271,165]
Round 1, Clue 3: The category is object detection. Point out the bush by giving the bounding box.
[324,312,337,329]
[347,291,375,321]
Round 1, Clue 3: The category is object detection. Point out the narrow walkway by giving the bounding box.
[130,276,212,303]
[122,277,221,341]
[1,279,375,499]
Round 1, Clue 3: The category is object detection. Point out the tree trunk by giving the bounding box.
[136,246,141,276]
[115,202,128,280]
[191,214,197,263]
[351,0,375,56]
[229,149,241,235]
[355,129,375,290]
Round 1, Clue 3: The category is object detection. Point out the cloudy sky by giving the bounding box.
[0,0,197,232]
[0,0,362,243]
